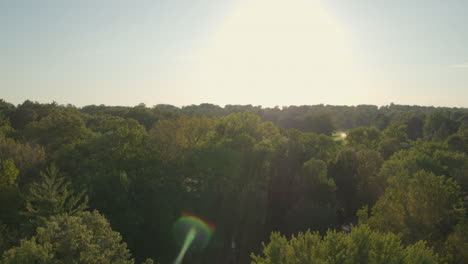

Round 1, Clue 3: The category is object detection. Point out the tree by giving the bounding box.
[8,108,38,130]
[285,158,337,233]
[447,134,465,153]
[0,223,21,258]
[251,225,440,264]
[302,113,336,136]
[369,170,465,244]
[447,123,468,154]
[125,105,160,130]
[0,115,13,136]
[404,241,440,264]
[1,99,468,263]
[347,127,381,149]
[329,147,383,221]
[85,114,142,134]
[0,159,21,254]
[0,159,20,222]
[442,220,468,264]
[23,110,93,153]
[2,211,134,264]
[378,121,410,159]
[377,142,468,194]
[424,112,459,142]
[0,99,15,115]
[432,150,468,193]
[24,165,88,224]
[0,136,45,184]
[406,115,425,141]
[149,117,216,159]
[0,159,19,187]
[300,158,330,186]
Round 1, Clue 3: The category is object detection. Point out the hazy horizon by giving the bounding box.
[2,0,468,108]
[3,98,468,110]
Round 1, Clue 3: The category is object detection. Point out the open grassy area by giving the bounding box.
[332,131,347,143]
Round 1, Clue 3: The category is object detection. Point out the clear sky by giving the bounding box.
[1,0,467,107]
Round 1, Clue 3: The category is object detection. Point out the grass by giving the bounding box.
[332,131,347,143]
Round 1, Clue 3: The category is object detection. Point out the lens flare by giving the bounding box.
[173,212,215,264]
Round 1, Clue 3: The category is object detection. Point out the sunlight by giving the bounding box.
[193,0,367,105]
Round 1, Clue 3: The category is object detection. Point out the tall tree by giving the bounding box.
[2,211,136,264]
[369,170,465,245]
[24,165,88,225]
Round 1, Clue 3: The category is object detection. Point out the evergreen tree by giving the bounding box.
[24,165,88,224]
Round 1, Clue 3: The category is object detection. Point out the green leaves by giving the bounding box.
[329,147,383,218]
[369,170,465,244]
[424,112,460,142]
[347,127,381,149]
[404,241,439,264]
[1,237,53,264]
[24,165,88,225]
[0,159,18,187]
[251,225,440,264]
[251,232,290,264]
[23,110,93,154]
[2,211,134,264]
[0,99,467,263]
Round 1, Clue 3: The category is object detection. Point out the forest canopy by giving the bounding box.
[0,99,467,263]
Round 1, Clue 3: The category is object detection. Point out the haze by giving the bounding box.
[1,0,467,107]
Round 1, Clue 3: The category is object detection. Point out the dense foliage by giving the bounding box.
[0,99,467,263]
[251,225,440,264]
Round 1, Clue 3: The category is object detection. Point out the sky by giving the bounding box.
[1,0,467,108]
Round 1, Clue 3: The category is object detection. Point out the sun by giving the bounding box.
[190,0,368,105]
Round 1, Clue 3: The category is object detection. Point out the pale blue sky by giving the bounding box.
[1,0,467,107]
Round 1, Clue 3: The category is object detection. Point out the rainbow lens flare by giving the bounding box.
[173,212,215,264]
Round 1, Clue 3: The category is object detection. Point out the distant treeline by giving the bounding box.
[6,100,467,132]
[0,99,467,263]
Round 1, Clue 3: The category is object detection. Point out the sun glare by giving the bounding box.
[192,0,368,105]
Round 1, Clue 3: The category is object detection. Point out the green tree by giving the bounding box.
[447,123,468,154]
[0,159,19,187]
[404,241,440,264]
[441,220,468,264]
[0,159,20,221]
[329,147,383,220]
[85,114,142,134]
[300,158,330,186]
[347,127,381,149]
[0,136,45,184]
[251,225,440,264]
[2,211,134,264]
[285,158,337,233]
[23,110,93,153]
[369,170,465,244]
[149,117,216,159]
[405,115,425,141]
[424,112,459,142]
[8,107,38,130]
[378,122,409,159]
[24,165,88,224]
[0,115,13,136]
[377,142,468,193]
[0,223,21,258]
[302,112,336,136]
[0,159,21,254]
